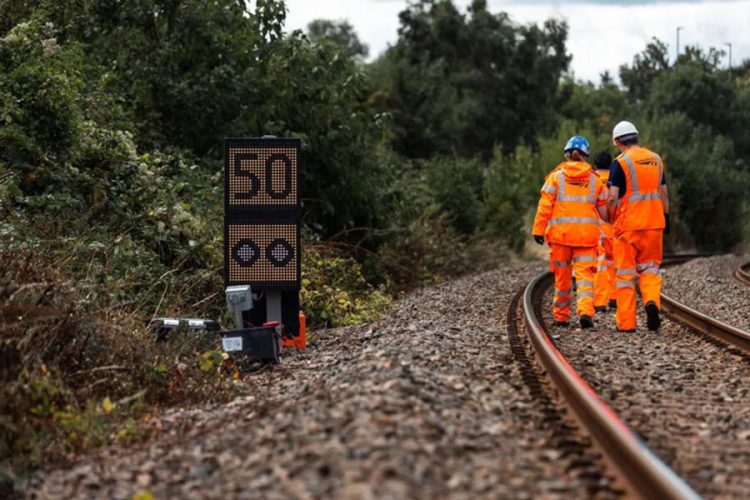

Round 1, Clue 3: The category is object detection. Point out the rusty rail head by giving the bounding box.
[523,272,700,500]
[660,255,750,354]
[660,294,750,355]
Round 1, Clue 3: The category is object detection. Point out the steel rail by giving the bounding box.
[662,253,707,267]
[523,272,700,500]
[660,294,750,355]
[734,262,750,286]
[660,256,750,355]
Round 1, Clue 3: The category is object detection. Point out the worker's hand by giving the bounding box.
[533,235,545,246]
[664,213,671,235]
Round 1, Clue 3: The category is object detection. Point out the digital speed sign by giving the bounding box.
[224,138,300,289]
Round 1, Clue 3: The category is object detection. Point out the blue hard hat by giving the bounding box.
[564,135,590,157]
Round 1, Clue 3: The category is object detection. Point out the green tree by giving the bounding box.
[307,19,369,60]
[0,16,84,198]
[5,0,392,238]
[619,38,670,102]
[648,113,747,250]
[647,48,737,139]
[556,77,628,137]
[377,0,569,159]
[228,34,391,234]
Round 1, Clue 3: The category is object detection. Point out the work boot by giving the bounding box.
[554,321,570,327]
[608,299,617,310]
[645,301,661,331]
[580,315,594,329]
[594,306,607,313]
[617,328,636,333]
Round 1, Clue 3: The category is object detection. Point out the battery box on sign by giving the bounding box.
[221,323,283,365]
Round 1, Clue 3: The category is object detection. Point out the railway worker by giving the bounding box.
[607,121,670,332]
[532,136,609,329]
[593,151,617,313]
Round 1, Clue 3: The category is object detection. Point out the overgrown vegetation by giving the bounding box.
[0,251,239,490]
[1,0,749,484]
[301,246,391,327]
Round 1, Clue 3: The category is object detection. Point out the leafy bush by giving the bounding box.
[481,147,538,252]
[423,156,484,235]
[0,250,239,479]
[301,246,391,327]
[376,210,491,289]
[647,113,748,250]
[0,18,84,186]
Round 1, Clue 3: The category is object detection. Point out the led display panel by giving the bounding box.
[226,143,299,208]
[224,138,300,289]
[226,222,299,288]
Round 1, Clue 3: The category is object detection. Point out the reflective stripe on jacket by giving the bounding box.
[613,147,666,232]
[532,161,606,247]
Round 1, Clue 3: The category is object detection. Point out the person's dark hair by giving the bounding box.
[617,133,639,146]
[594,151,612,169]
[565,150,588,162]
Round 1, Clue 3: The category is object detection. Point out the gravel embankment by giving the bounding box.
[662,254,750,331]
[26,262,601,499]
[546,274,750,498]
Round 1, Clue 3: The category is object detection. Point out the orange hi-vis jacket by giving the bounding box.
[596,169,615,240]
[533,161,607,247]
[612,147,666,232]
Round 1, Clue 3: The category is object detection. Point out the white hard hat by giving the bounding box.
[612,121,639,140]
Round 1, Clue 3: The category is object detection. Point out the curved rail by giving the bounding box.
[661,256,750,355]
[662,253,707,267]
[735,261,750,286]
[660,295,750,354]
[523,272,700,499]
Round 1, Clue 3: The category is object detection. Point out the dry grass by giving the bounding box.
[0,250,239,490]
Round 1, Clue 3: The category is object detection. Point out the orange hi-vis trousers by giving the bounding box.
[594,237,615,309]
[613,229,663,331]
[549,244,597,322]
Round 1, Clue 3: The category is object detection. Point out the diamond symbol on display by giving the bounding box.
[272,245,288,261]
[233,239,260,267]
[239,245,255,260]
[266,239,294,267]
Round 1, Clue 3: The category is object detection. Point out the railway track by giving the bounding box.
[661,255,750,355]
[506,289,622,497]
[735,261,750,286]
[512,254,750,498]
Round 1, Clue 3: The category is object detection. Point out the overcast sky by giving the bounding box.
[284,0,750,82]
